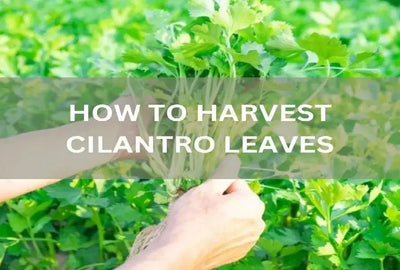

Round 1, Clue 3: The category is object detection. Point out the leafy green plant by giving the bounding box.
[122,0,376,194]
[123,0,377,78]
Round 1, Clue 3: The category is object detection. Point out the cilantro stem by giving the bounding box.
[0,236,58,243]
[17,233,32,250]
[26,217,44,259]
[380,258,384,270]
[325,60,331,77]
[45,232,56,259]
[92,207,105,263]
[110,216,131,252]
[326,208,332,235]
[224,32,236,78]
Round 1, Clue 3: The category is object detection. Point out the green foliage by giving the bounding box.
[123,0,378,78]
[299,33,349,66]
[1,179,400,269]
[0,180,169,269]
[0,0,399,269]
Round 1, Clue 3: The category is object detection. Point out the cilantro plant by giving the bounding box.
[122,0,376,193]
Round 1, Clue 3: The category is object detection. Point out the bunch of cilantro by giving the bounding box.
[122,0,375,192]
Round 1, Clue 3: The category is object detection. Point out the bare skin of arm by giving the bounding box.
[118,156,266,270]
[0,96,146,202]
[0,179,62,202]
[0,119,114,199]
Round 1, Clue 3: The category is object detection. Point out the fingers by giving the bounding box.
[225,179,252,194]
[210,155,241,179]
[203,155,241,195]
[223,191,265,218]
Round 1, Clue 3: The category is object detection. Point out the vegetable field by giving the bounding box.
[0,0,399,269]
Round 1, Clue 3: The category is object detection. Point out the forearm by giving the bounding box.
[0,179,61,202]
[117,238,199,270]
[0,119,116,180]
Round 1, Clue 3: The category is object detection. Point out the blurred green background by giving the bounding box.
[0,0,400,269]
[0,0,399,77]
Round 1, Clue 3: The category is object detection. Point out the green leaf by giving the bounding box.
[45,180,81,204]
[248,180,263,194]
[173,53,209,70]
[299,33,349,66]
[106,203,141,226]
[258,238,283,257]
[335,224,350,245]
[171,42,219,58]
[369,181,383,204]
[58,226,84,251]
[356,241,382,260]
[123,48,175,69]
[227,1,257,34]
[356,241,398,260]
[210,51,230,75]
[262,260,279,270]
[351,52,376,66]
[267,228,301,246]
[329,255,341,266]
[241,42,264,54]
[94,179,107,194]
[32,216,52,234]
[191,23,222,44]
[305,50,319,67]
[229,49,261,66]
[317,243,336,256]
[8,199,52,218]
[385,189,400,209]
[280,245,303,257]
[212,1,273,36]
[253,21,293,44]
[170,42,218,70]
[386,206,400,226]
[154,193,169,204]
[81,197,110,208]
[266,32,302,57]
[7,213,28,233]
[369,241,398,256]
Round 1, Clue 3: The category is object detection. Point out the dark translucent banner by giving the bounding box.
[0,78,399,179]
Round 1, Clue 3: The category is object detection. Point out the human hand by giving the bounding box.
[121,155,265,270]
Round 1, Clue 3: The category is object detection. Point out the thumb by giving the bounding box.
[226,179,252,194]
[203,155,241,195]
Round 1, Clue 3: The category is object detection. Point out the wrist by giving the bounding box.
[121,234,200,270]
[121,245,178,270]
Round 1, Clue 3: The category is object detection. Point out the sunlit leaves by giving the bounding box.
[189,0,273,36]
[191,23,222,44]
[299,33,349,66]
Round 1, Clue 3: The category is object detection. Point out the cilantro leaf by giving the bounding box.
[299,33,349,66]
